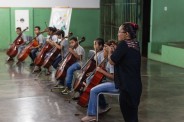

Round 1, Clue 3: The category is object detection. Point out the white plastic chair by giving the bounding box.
[96,91,120,121]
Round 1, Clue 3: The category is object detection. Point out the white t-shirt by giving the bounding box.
[105,62,114,82]
[74,44,85,66]
[94,50,104,65]
[37,34,44,44]
[60,39,69,58]
[19,34,27,47]
[51,35,58,43]
[86,61,114,84]
[47,35,58,43]
[21,33,27,42]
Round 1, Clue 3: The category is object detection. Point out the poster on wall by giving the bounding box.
[49,8,72,35]
[15,10,29,31]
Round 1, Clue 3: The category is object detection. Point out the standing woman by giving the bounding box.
[107,22,142,122]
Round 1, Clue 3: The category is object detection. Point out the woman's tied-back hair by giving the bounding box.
[122,22,139,39]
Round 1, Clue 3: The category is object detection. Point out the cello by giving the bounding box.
[17,30,47,62]
[42,32,73,69]
[77,58,106,107]
[55,37,85,80]
[7,27,28,58]
[33,28,58,66]
[73,53,96,93]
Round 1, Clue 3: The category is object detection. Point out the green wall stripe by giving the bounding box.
[0,8,11,49]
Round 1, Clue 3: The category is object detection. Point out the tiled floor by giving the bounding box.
[1,52,184,122]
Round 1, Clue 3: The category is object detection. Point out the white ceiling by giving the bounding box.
[0,0,100,8]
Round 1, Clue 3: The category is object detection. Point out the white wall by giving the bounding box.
[0,0,100,8]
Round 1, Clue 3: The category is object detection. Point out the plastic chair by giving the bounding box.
[96,91,119,121]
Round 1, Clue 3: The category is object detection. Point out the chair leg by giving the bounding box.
[118,94,120,103]
[96,93,100,122]
[96,92,120,122]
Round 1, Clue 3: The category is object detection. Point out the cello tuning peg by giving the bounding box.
[69,32,73,36]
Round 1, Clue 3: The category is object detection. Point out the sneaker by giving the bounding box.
[99,106,111,115]
[51,85,65,92]
[53,84,65,89]
[7,58,14,62]
[33,66,41,73]
[30,63,35,66]
[59,85,65,89]
[53,80,63,87]
[16,61,21,66]
[62,87,71,95]
[72,96,79,101]
[81,116,96,122]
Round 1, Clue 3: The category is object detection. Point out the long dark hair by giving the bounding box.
[56,30,65,38]
[122,22,138,39]
[48,27,57,33]
[95,38,104,50]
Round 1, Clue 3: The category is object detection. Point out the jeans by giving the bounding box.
[87,82,119,116]
[65,62,81,89]
[29,48,38,62]
[52,55,62,69]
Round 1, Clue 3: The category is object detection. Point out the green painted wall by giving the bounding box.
[0,8,100,50]
[33,8,51,36]
[70,9,100,47]
[149,0,184,68]
[162,45,184,68]
[150,0,184,54]
[0,8,11,49]
[148,43,184,68]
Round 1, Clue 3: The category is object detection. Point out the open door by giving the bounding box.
[142,0,151,57]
